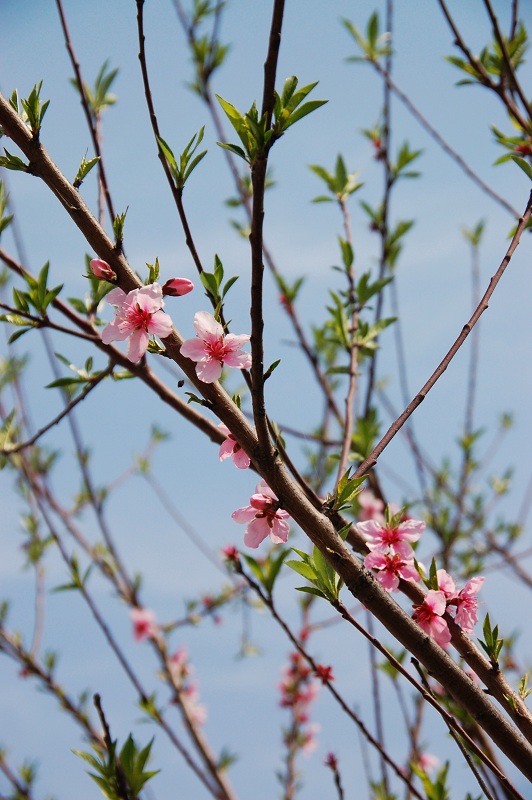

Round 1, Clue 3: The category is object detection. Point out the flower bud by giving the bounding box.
[90,258,117,281]
[249,493,273,512]
[162,277,194,297]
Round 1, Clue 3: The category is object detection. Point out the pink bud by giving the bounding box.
[90,258,117,281]
[162,277,194,297]
[249,493,273,512]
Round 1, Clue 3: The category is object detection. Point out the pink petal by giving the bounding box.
[232,448,251,469]
[425,590,447,616]
[180,338,208,361]
[101,319,131,344]
[136,283,164,311]
[396,519,425,542]
[270,517,290,543]
[106,287,128,306]
[196,358,223,383]
[219,439,235,462]
[232,506,258,524]
[376,570,400,592]
[244,518,270,548]
[430,617,452,647]
[255,480,278,500]
[127,328,149,362]
[147,309,173,338]
[437,569,457,598]
[194,311,223,342]
[223,349,252,369]
[461,576,484,596]
[397,562,420,583]
[224,332,251,348]
[364,551,387,570]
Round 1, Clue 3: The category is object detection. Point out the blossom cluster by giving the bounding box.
[279,650,321,757]
[96,259,252,379]
[168,645,208,726]
[356,492,484,648]
[129,609,206,725]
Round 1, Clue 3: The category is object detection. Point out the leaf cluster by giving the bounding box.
[157,127,207,190]
[0,181,13,235]
[242,548,289,596]
[200,254,238,319]
[343,13,392,63]
[217,76,326,164]
[71,60,119,119]
[478,613,504,667]
[446,23,528,86]
[4,263,63,342]
[286,543,345,603]
[310,155,363,204]
[74,734,159,800]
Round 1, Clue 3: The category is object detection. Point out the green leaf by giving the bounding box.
[285,560,318,582]
[217,142,248,162]
[295,586,328,599]
[510,154,532,180]
[0,149,28,172]
[242,554,265,584]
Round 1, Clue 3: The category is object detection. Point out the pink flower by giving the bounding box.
[357,518,425,556]
[232,480,290,548]
[130,608,157,641]
[169,646,190,681]
[102,283,173,362]
[218,423,251,469]
[417,753,440,773]
[182,680,207,725]
[412,590,451,647]
[162,277,194,297]
[315,664,334,684]
[364,545,420,592]
[90,257,117,281]
[437,570,484,634]
[454,576,484,634]
[221,544,239,563]
[436,568,457,599]
[180,311,251,383]
[357,489,385,523]
[301,722,320,756]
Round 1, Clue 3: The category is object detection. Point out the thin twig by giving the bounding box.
[235,560,425,800]
[55,0,117,226]
[249,0,286,463]
[353,190,532,479]
[368,61,519,218]
[0,364,112,454]
[482,0,532,119]
[436,0,531,133]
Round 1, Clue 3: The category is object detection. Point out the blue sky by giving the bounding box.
[1,1,532,798]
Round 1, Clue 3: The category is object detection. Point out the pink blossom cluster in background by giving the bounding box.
[168,645,207,726]
[130,607,158,642]
[279,650,321,757]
